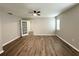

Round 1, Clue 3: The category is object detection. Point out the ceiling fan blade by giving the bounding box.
[37,13,40,16]
[37,11,40,13]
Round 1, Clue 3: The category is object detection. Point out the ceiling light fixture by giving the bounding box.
[33,13,37,16]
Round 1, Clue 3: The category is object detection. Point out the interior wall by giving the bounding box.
[0,13,2,52]
[0,7,21,52]
[56,4,79,50]
[30,17,55,35]
[2,12,20,46]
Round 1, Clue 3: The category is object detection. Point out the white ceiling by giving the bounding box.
[0,3,76,18]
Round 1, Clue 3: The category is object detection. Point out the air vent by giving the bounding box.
[8,12,13,15]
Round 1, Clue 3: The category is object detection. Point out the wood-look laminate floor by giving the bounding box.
[2,36,79,56]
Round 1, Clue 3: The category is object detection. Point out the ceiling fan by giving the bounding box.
[33,10,40,16]
[29,10,40,16]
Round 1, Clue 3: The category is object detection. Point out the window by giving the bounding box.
[57,19,60,30]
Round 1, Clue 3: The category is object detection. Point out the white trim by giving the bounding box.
[56,34,79,52]
[20,20,30,36]
[22,34,28,36]
[3,36,20,46]
[0,50,4,54]
[34,34,55,36]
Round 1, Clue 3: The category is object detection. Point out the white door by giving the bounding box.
[20,20,30,36]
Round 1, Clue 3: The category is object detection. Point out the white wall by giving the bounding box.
[56,4,79,50]
[2,13,20,46]
[30,17,55,35]
[0,13,3,52]
[0,8,20,52]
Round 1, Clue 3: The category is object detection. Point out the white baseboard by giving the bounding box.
[0,50,4,54]
[22,33,28,36]
[56,34,79,52]
[34,34,55,36]
[3,36,20,46]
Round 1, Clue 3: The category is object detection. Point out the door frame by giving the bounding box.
[20,20,30,36]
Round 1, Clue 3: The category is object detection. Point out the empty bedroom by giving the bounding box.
[0,3,79,56]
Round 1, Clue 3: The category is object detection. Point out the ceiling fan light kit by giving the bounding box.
[33,13,37,16]
[33,10,40,16]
